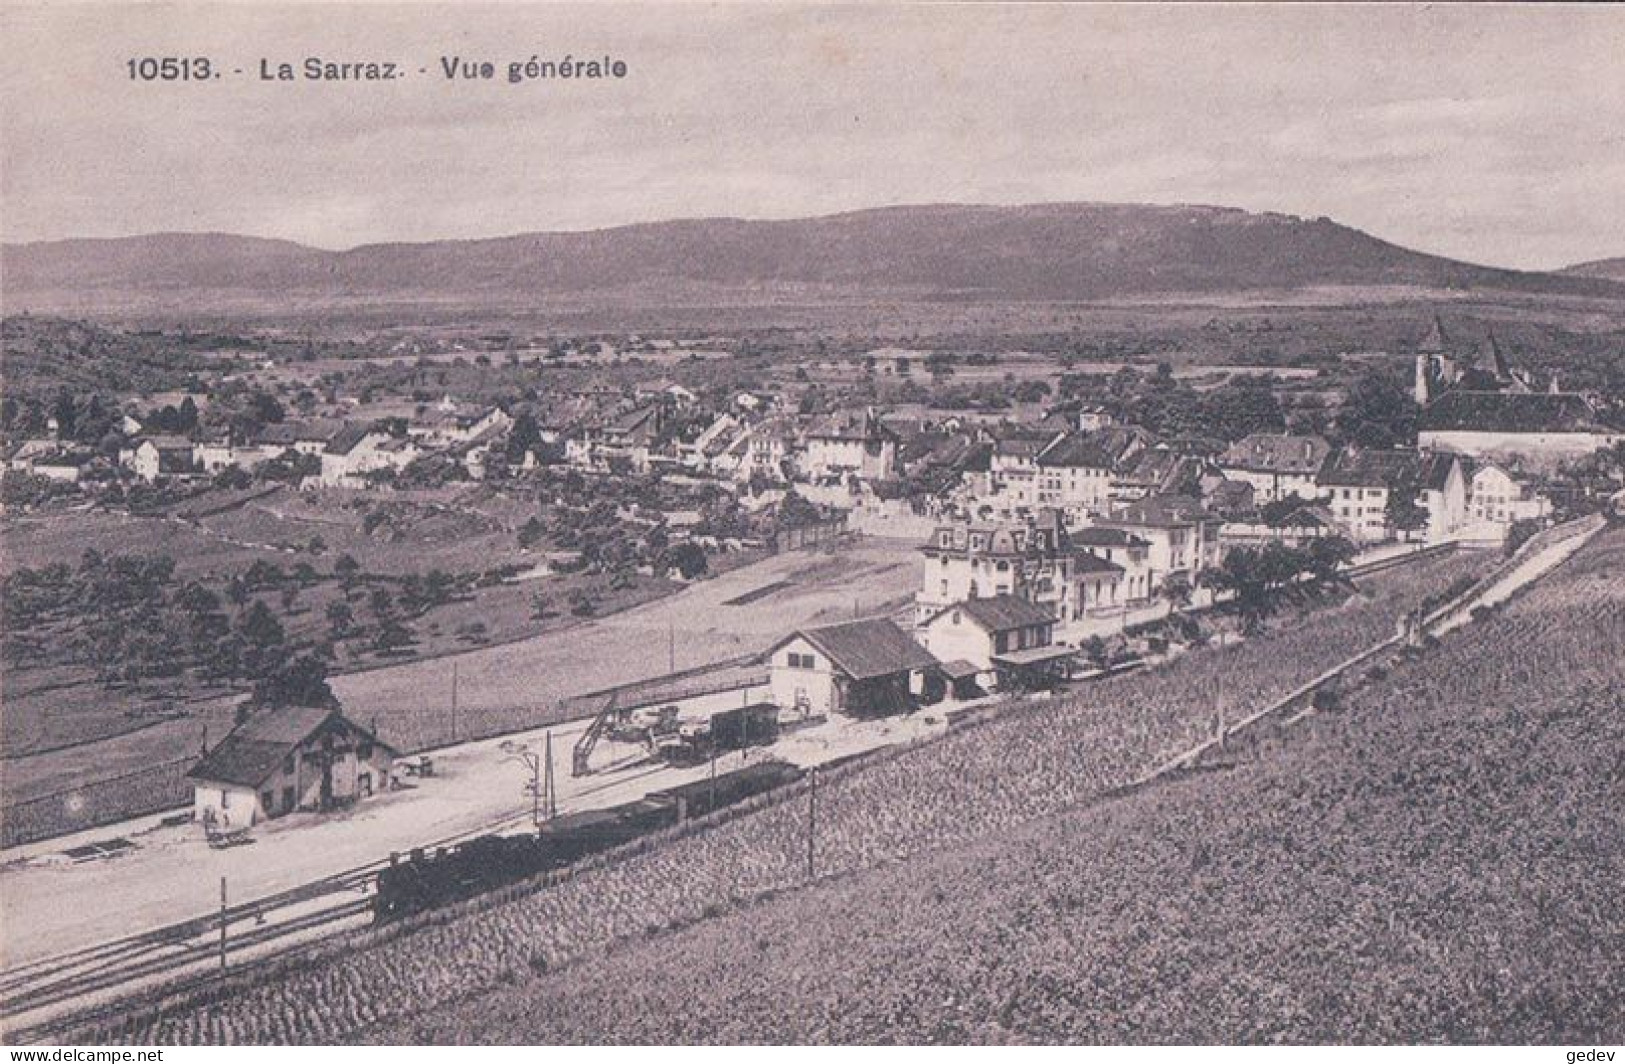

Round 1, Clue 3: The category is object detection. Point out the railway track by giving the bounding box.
[1,760,677,1039]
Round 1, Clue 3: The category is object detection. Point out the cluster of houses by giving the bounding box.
[9,320,1616,558]
[2,396,518,491]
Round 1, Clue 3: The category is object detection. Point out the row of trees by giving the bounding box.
[1200,535,1359,632]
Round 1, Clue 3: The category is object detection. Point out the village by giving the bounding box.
[3,304,1625,1034]
[4,309,1622,835]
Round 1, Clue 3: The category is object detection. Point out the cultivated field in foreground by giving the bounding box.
[54,550,1494,1043]
[378,527,1625,1045]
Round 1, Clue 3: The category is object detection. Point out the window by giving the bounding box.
[262,791,275,813]
[221,790,230,809]
[787,652,815,670]
[283,755,294,775]
[995,632,1010,653]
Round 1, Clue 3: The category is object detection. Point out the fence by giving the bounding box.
[1,758,194,850]
[770,517,848,553]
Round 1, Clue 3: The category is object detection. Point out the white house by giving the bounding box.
[766,617,939,718]
[1094,495,1222,589]
[1417,452,1470,543]
[411,400,512,447]
[1217,434,1331,504]
[320,426,422,487]
[916,510,1125,626]
[131,437,197,482]
[188,706,396,828]
[802,409,898,483]
[918,594,1069,689]
[1468,462,1551,534]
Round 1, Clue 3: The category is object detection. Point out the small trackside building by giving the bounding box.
[188,706,397,829]
[918,594,1070,690]
[766,617,940,718]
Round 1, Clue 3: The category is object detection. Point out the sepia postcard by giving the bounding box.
[1,1,1622,1050]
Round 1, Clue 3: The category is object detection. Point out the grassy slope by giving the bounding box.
[374,530,1625,1044]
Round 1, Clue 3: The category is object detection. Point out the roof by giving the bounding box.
[1416,452,1461,492]
[781,618,937,680]
[1317,447,1417,488]
[1270,504,1338,529]
[1218,434,1331,475]
[1480,332,1513,383]
[994,437,1046,460]
[140,436,193,452]
[925,594,1056,633]
[324,424,375,456]
[605,405,661,442]
[938,659,981,680]
[1069,527,1150,549]
[1102,494,1215,529]
[1418,314,1450,354]
[188,706,394,789]
[1036,434,1114,469]
[1418,392,1605,435]
[993,644,1078,666]
[808,409,893,443]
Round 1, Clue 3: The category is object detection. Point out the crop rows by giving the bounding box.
[379,525,1625,1044]
[63,551,1496,1044]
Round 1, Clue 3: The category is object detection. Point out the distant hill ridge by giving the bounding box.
[1561,256,1625,283]
[5,202,1621,311]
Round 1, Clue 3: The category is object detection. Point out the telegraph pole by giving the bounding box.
[806,769,817,880]
[450,660,459,744]
[543,730,556,819]
[530,752,541,829]
[219,876,228,971]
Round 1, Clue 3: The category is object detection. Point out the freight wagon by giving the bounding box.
[372,759,804,923]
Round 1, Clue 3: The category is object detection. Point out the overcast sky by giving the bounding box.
[3,3,1623,271]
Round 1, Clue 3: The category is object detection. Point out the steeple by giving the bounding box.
[1419,313,1448,354]
[1481,330,1512,384]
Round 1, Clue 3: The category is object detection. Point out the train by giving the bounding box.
[372,759,804,923]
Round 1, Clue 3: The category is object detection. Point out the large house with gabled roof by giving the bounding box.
[188,706,396,828]
[765,617,939,718]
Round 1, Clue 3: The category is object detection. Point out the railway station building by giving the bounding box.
[188,706,397,829]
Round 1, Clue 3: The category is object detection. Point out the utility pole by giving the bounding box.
[450,660,459,744]
[219,876,228,971]
[806,769,817,880]
[530,751,540,829]
[543,730,556,819]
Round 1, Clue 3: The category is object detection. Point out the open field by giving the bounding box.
[42,547,1499,1043]
[0,482,684,772]
[0,537,921,843]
